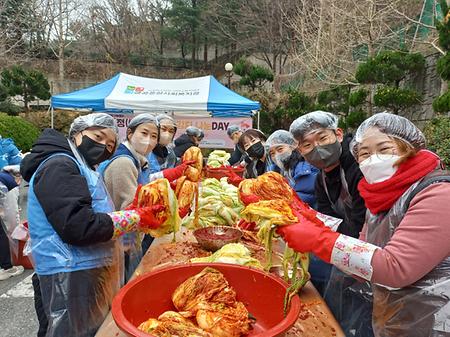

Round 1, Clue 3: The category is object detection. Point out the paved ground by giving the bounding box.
[0,269,38,337]
[0,183,38,337]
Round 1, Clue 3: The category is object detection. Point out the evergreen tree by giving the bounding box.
[1,65,51,111]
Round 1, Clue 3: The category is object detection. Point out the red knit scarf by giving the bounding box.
[358,150,440,215]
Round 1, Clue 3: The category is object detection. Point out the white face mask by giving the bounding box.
[130,134,156,155]
[159,132,173,146]
[359,154,401,184]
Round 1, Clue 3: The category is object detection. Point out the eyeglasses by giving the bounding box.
[358,146,397,162]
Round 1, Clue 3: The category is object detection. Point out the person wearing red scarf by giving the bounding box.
[278,112,450,337]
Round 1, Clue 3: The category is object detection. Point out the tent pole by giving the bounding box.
[51,106,54,129]
[257,110,260,130]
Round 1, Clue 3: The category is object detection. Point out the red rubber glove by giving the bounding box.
[276,214,340,263]
[162,160,197,182]
[125,184,142,210]
[225,169,244,187]
[135,205,167,230]
[237,219,257,231]
[179,205,191,218]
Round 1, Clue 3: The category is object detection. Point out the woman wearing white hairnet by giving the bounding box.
[20,113,166,337]
[98,113,193,280]
[279,112,450,337]
[147,114,178,174]
[266,130,319,207]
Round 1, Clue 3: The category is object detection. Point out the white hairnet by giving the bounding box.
[69,113,119,141]
[156,113,176,126]
[227,125,241,137]
[128,113,158,130]
[186,126,204,139]
[266,130,298,149]
[351,112,426,157]
[289,111,339,141]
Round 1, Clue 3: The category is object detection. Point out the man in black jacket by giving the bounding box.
[173,126,204,158]
[290,111,366,238]
[227,125,245,166]
[290,111,373,337]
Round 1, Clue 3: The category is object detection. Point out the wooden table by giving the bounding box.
[96,230,344,337]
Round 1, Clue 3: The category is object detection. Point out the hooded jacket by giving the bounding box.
[173,134,197,158]
[20,129,113,246]
[0,137,22,170]
[314,135,366,238]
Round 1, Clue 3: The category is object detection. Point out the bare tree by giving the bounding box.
[287,0,423,87]
[206,0,297,74]
[30,0,86,81]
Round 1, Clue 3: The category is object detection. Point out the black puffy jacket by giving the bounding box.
[314,135,366,238]
[20,129,113,246]
[173,134,197,158]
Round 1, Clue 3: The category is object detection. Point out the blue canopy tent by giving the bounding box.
[51,73,260,127]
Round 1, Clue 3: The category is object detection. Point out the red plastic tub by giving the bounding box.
[112,263,301,337]
[205,166,245,179]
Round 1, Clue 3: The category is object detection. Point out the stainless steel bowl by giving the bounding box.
[193,226,243,252]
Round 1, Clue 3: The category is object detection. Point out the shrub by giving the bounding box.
[355,51,425,85]
[0,99,22,116]
[436,53,450,81]
[339,110,367,131]
[374,86,421,113]
[0,113,40,151]
[348,88,368,107]
[432,90,450,113]
[423,115,450,167]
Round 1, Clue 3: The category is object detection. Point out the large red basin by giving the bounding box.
[112,263,301,337]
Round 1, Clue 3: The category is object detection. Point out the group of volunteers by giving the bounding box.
[7,112,202,337]
[227,111,450,337]
[0,106,444,337]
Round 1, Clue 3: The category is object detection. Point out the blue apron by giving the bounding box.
[98,144,148,281]
[28,153,115,275]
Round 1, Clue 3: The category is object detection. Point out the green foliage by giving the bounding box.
[436,53,450,81]
[374,86,421,113]
[1,65,50,111]
[436,0,450,52]
[423,114,450,166]
[234,58,274,90]
[317,86,350,114]
[0,99,22,116]
[348,88,368,107]
[0,113,40,151]
[355,51,425,85]
[432,90,450,113]
[0,83,8,102]
[248,89,317,134]
[340,110,367,131]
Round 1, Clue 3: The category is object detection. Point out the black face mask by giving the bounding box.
[246,141,265,160]
[303,140,342,169]
[77,135,112,168]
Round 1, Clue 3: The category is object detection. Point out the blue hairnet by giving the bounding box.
[289,111,339,141]
[351,112,426,157]
[266,130,298,149]
[69,113,119,141]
